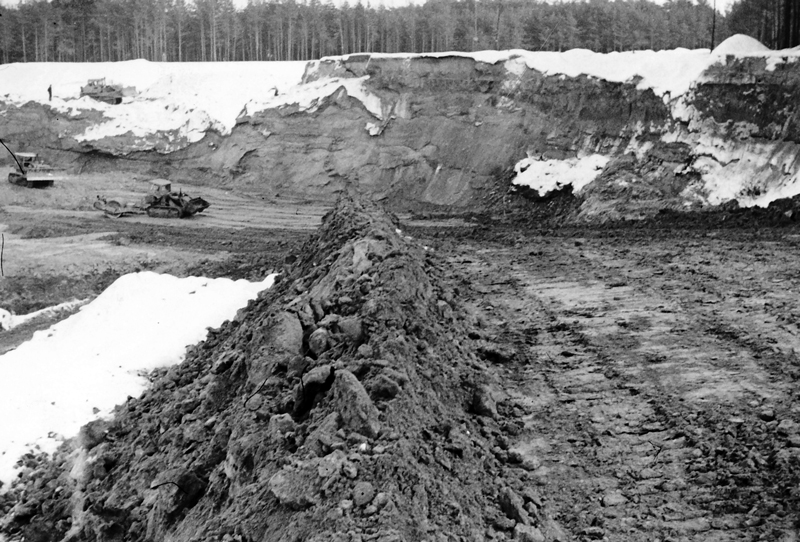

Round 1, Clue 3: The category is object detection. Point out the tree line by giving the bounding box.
[728,0,799,49]
[0,0,793,65]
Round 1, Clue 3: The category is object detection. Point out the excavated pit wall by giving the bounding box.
[0,196,563,542]
[2,54,800,218]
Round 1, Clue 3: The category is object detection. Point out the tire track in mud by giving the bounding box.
[438,231,800,541]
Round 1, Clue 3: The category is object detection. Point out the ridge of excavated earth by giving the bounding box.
[2,197,800,542]
[0,197,568,542]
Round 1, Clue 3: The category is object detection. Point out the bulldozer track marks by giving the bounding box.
[434,228,800,541]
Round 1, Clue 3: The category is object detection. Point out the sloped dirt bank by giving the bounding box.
[0,196,566,542]
[10,53,799,219]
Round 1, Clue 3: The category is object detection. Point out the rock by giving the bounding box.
[332,370,381,438]
[268,413,296,439]
[268,469,318,509]
[777,419,798,436]
[759,408,776,422]
[369,374,401,400]
[493,515,516,531]
[338,317,364,343]
[307,412,342,456]
[353,481,376,507]
[317,450,347,477]
[601,490,628,506]
[287,355,311,378]
[212,351,240,374]
[78,419,112,450]
[149,468,206,514]
[308,328,330,356]
[357,344,374,358]
[581,526,605,539]
[352,238,378,274]
[303,364,335,387]
[472,384,498,418]
[437,300,454,320]
[477,342,515,364]
[521,487,543,508]
[498,487,530,525]
[270,413,296,433]
[342,461,358,479]
[788,434,800,447]
[374,492,390,509]
[274,311,304,354]
[513,524,545,542]
[363,504,378,516]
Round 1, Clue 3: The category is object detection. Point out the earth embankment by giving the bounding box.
[0,196,567,542]
[3,50,800,219]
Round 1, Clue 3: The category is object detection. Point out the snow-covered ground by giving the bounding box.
[0,60,308,145]
[0,271,275,489]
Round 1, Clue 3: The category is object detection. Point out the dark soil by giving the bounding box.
[2,196,800,542]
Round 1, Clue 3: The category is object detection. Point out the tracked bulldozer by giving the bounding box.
[1,138,63,188]
[80,78,124,105]
[93,179,210,219]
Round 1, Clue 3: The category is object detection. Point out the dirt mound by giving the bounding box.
[0,196,563,542]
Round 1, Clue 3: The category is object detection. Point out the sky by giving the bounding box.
[0,271,275,489]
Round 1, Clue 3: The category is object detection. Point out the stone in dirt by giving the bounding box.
[306,411,342,456]
[601,490,628,507]
[353,481,376,507]
[498,487,531,525]
[514,523,545,542]
[337,316,364,343]
[368,373,402,400]
[472,383,498,418]
[332,369,381,438]
[268,467,320,509]
[308,327,330,356]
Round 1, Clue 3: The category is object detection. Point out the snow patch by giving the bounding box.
[0,271,276,489]
[712,34,771,56]
[513,154,610,196]
[243,76,383,121]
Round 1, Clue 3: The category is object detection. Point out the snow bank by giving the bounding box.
[711,34,771,56]
[243,75,384,120]
[0,60,307,144]
[0,271,275,489]
[512,154,610,196]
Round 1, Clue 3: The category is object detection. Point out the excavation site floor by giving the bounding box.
[1,172,799,540]
[411,222,800,541]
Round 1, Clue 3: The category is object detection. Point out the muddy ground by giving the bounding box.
[1,174,799,541]
[417,221,800,540]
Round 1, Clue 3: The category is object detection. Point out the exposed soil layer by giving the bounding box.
[5,53,800,218]
[2,195,800,542]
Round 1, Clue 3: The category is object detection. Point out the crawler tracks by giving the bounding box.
[418,224,800,541]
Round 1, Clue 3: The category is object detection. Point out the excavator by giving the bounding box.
[1,138,62,188]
